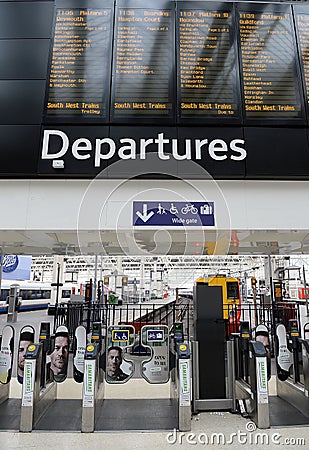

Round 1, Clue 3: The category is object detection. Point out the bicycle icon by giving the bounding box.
[181,203,198,215]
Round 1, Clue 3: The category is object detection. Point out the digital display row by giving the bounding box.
[44,3,309,124]
[239,11,302,119]
[178,8,239,120]
[111,7,174,121]
[46,8,112,119]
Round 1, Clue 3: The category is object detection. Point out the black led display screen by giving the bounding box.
[295,7,309,119]
[110,1,175,122]
[177,3,240,123]
[46,7,113,121]
[238,5,305,123]
[44,1,307,126]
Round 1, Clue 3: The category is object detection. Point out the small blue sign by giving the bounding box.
[112,329,130,342]
[147,329,164,342]
[133,202,215,226]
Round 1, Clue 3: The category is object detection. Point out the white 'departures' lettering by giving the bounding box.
[41,130,246,166]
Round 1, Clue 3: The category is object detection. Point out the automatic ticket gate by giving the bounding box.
[233,320,309,429]
[81,323,191,432]
[271,321,309,426]
[0,325,20,430]
[3,320,191,433]
[192,284,236,413]
[19,322,85,432]
[233,328,270,429]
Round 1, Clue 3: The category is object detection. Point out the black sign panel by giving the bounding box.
[238,4,305,124]
[111,0,175,123]
[244,127,309,178]
[0,2,53,39]
[177,2,241,124]
[45,6,113,122]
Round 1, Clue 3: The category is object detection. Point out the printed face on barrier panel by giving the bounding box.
[141,325,169,384]
[49,327,70,383]
[105,325,135,383]
[17,326,35,384]
[0,325,14,384]
[255,324,271,381]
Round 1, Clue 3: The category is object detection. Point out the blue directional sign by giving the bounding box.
[133,202,215,226]
[147,329,164,343]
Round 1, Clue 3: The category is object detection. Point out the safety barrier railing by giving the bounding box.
[53,298,193,344]
[53,297,301,347]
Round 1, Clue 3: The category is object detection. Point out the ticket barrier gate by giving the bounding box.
[273,321,309,426]
[19,343,57,431]
[81,323,191,432]
[19,323,85,432]
[192,284,237,413]
[19,323,59,432]
[233,333,270,429]
[0,325,20,430]
[81,343,104,432]
[234,321,309,428]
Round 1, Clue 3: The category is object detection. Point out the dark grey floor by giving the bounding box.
[0,398,21,430]
[95,399,178,431]
[269,396,309,427]
[34,399,82,431]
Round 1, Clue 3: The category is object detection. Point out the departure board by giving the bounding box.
[238,8,304,121]
[295,13,309,112]
[177,4,240,122]
[111,5,174,122]
[46,8,112,120]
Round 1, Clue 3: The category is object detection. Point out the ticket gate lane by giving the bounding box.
[272,334,309,426]
[233,321,309,428]
[20,324,83,432]
[81,324,191,432]
[192,285,236,412]
[94,324,179,431]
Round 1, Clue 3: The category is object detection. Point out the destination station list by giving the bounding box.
[178,9,239,119]
[296,14,309,108]
[112,8,174,119]
[46,8,112,118]
[239,11,303,119]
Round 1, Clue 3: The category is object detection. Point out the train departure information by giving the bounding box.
[295,13,309,109]
[111,7,174,120]
[46,8,112,119]
[239,11,303,119]
[178,7,239,120]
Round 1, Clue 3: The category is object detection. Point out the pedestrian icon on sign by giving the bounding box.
[157,203,167,214]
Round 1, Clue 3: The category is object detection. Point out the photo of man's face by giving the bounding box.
[107,347,122,377]
[18,340,32,373]
[50,335,69,376]
[17,329,34,383]
[106,346,129,382]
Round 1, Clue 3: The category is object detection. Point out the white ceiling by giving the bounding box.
[0,228,308,256]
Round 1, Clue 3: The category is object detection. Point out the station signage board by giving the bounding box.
[133,201,215,226]
[2,0,309,179]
